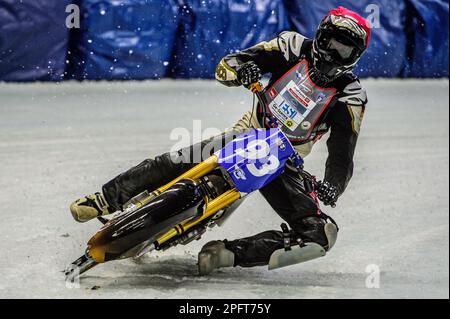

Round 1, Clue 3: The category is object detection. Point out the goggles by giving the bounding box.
[316,30,363,65]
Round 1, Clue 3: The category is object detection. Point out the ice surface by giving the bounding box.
[0,79,448,298]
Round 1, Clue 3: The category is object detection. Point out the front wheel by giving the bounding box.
[88,179,204,263]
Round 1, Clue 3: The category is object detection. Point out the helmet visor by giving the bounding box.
[328,38,354,59]
[316,31,362,65]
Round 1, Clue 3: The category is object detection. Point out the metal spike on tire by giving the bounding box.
[65,251,98,282]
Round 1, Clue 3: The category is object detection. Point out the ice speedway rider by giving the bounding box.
[70,7,371,274]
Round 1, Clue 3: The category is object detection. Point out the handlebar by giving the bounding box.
[248,81,271,130]
[249,82,264,93]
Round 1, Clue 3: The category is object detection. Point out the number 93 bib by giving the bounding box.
[263,59,337,143]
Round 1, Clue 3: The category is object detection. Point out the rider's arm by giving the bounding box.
[324,81,367,197]
[215,31,308,87]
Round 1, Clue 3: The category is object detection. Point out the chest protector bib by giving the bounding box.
[262,59,337,143]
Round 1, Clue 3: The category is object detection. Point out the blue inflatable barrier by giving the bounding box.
[169,0,291,78]
[70,0,179,80]
[283,0,409,78]
[405,0,449,77]
[1,0,448,81]
[0,0,72,81]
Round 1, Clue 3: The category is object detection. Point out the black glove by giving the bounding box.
[237,62,262,87]
[316,181,338,206]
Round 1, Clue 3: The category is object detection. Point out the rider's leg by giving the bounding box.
[69,151,196,222]
[198,168,337,274]
[70,105,257,223]
[70,132,240,222]
[101,152,194,213]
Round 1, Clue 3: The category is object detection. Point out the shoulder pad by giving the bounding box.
[337,80,367,106]
[278,31,308,63]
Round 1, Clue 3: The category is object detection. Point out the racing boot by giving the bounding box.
[198,241,235,275]
[69,192,110,223]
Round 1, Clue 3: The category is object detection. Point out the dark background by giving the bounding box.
[0,0,448,82]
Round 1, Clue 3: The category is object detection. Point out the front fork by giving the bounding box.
[117,155,241,251]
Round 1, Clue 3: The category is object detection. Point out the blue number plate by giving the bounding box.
[217,129,297,194]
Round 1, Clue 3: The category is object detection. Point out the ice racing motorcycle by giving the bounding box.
[65,63,337,282]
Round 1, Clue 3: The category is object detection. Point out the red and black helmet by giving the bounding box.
[311,7,371,84]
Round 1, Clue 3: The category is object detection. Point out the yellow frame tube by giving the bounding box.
[135,155,219,209]
[156,188,241,245]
